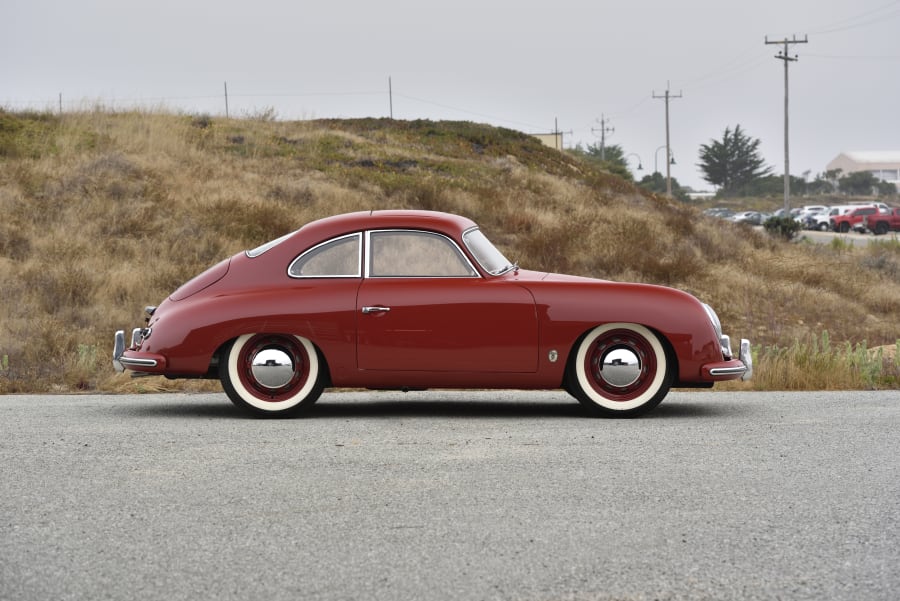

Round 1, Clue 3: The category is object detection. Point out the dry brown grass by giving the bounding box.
[0,108,898,393]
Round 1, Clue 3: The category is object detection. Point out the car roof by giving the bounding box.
[297,210,479,242]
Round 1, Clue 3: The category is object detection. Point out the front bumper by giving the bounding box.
[702,337,753,381]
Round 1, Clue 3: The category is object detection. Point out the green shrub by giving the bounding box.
[763,215,802,240]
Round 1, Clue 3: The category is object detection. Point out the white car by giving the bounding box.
[794,205,829,222]
[802,211,832,231]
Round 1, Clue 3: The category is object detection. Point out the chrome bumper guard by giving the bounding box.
[739,338,753,381]
[113,330,125,372]
[113,329,158,372]
[708,338,753,381]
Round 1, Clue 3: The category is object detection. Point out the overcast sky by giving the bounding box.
[4,0,899,190]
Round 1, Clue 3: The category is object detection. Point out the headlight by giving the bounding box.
[702,303,723,338]
[703,303,733,359]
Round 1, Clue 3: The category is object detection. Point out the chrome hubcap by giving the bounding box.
[598,348,641,388]
[250,348,295,389]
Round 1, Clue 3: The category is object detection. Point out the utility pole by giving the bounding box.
[591,115,614,160]
[224,81,229,118]
[765,34,808,213]
[388,76,393,119]
[652,84,682,198]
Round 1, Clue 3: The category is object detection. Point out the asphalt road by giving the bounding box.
[1,390,898,601]
[800,228,896,247]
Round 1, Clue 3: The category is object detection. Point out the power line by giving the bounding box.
[652,84,682,198]
[808,0,900,35]
[765,34,808,212]
[591,115,614,160]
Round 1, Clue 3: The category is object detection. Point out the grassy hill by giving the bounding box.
[1,109,898,393]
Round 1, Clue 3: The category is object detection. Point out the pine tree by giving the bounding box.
[698,125,771,196]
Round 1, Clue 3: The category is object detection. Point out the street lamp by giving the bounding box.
[654,145,676,173]
[626,153,643,172]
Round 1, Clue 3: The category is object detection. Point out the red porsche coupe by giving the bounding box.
[114,210,751,417]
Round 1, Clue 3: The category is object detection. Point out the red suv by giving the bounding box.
[831,206,882,233]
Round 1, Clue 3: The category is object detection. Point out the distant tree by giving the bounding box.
[807,172,837,195]
[876,180,898,197]
[736,174,807,197]
[569,143,633,181]
[839,171,878,196]
[697,125,772,196]
[637,171,689,202]
[824,168,843,184]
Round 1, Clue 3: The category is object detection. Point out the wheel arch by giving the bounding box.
[563,322,679,384]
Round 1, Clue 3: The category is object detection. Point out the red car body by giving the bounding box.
[114,210,751,417]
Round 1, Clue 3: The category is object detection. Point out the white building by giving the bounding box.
[826,151,900,186]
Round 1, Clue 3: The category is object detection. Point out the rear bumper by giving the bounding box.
[113,329,167,374]
[702,338,753,381]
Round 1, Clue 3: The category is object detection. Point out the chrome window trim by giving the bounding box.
[287,232,362,279]
[364,229,481,279]
[247,230,296,258]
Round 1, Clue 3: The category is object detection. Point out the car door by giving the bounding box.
[356,229,539,373]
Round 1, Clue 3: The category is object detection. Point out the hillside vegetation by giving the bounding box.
[0,109,898,393]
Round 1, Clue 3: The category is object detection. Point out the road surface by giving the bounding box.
[1,390,898,601]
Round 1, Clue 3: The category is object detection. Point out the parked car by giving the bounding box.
[703,207,734,219]
[849,201,890,213]
[863,208,900,235]
[831,206,885,233]
[113,210,751,418]
[802,210,832,231]
[730,211,765,225]
[794,205,829,222]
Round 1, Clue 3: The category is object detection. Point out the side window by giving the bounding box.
[369,231,477,277]
[289,234,361,277]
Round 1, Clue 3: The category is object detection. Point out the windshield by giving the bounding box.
[462,228,515,275]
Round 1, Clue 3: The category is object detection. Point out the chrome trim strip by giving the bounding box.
[709,366,748,376]
[119,356,159,368]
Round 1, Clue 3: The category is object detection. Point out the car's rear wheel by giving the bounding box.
[566,323,672,417]
[220,333,324,417]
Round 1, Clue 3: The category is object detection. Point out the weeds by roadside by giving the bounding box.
[726,332,900,391]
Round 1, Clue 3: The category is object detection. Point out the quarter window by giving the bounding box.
[289,234,361,277]
[368,231,476,277]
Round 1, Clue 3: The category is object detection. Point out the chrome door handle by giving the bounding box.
[361,306,391,314]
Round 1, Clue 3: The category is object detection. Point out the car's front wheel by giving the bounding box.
[220,333,324,417]
[566,323,673,417]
